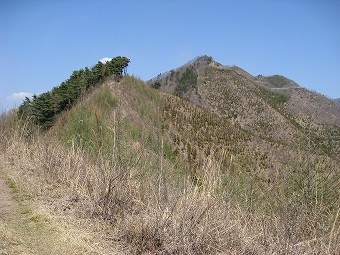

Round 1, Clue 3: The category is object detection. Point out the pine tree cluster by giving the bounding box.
[18,56,130,129]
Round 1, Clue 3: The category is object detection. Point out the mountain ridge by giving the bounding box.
[147,55,340,165]
[148,55,340,127]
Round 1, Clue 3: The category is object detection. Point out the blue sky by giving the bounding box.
[1,0,339,110]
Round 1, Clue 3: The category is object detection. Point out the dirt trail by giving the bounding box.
[0,177,18,221]
[0,175,24,254]
[0,165,90,255]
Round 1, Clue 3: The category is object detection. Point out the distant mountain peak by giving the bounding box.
[148,55,340,127]
[187,55,214,64]
[148,55,214,83]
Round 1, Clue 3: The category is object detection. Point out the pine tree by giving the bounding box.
[31,92,55,129]
[18,96,33,119]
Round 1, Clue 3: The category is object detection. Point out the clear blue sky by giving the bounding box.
[1,0,339,110]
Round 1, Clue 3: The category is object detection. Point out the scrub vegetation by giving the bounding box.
[1,56,339,254]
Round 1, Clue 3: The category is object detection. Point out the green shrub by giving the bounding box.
[273,91,291,103]
[151,81,161,89]
[174,67,197,97]
[267,75,290,88]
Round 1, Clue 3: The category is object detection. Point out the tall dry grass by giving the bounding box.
[1,110,339,255]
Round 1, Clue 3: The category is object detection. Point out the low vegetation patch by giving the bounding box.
[267,75,291,88]
[174,66,198,97]
[259,86,291,105]
[54,84,117,158]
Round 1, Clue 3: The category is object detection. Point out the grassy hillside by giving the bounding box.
[1,61,339,254]
[151,56,340,157]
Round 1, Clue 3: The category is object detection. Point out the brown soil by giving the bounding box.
[0,160,110,255]
[0,177,18,222]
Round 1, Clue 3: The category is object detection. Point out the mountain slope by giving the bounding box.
[148,56,340,160]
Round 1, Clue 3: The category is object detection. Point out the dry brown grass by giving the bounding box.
[1,111,338,255]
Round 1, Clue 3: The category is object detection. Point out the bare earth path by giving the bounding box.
[0,177,18,224]
[0,161,105,255]
[0,174,25,254]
